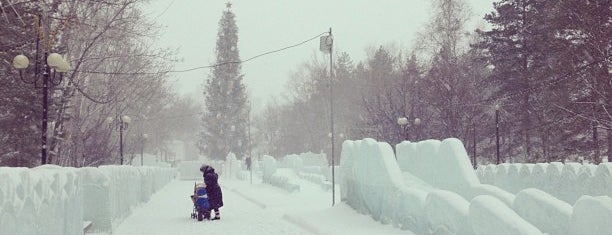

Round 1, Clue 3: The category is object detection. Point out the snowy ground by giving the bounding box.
[102,176,411,235]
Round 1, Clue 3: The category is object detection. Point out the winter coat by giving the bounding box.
[201,165,223,209]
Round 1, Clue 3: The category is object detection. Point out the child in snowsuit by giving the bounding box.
[200,164,223,220]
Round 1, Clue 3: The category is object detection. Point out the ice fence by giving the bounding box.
[0,165,176,235]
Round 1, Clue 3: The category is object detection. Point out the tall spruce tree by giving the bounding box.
[478,0,555,162]
[200,3,249,160]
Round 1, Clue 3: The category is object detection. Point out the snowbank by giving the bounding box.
[0,165,176,235]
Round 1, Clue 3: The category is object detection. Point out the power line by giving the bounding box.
[73,31,329,75]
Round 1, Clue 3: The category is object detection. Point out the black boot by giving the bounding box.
[212,209,220,220]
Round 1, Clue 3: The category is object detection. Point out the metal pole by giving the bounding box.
[248,104,253,184]
[472,122,476,169]
[140,137,144,166]
[120,123,124,165]
[41,52,49,165]
[495,109,500,164]
[328,27,335,206]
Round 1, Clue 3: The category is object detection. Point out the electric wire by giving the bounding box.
[72,31,329,75]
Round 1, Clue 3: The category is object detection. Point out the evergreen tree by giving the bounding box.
[477,0,556,162]
[200,3,249,160]
[0,3,60,167]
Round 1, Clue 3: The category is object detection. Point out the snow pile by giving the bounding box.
[477,162,612,204]
[0,165,176,235]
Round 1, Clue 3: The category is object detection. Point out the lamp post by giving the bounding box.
[414,118,421,141]
[141,133,148,166]
[472,122,477,169]
[495,104,500,164]
[12,51,70,165]
[397,117,409,141]
[107,115,131,165]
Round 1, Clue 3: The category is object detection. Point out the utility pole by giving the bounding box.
[321,28,335,206]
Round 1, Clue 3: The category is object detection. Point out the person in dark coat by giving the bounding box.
[245,156,252,171]
[200,164,223,220]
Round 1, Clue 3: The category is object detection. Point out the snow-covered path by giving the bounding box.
[111,179,310,235]
[109,176,411,235]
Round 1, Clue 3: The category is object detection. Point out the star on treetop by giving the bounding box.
[226,2,232,9]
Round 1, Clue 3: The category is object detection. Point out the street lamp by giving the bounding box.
[495,104,500,164]
[107,115,131,165]
[12,52,70,165]
[397,117,409,141]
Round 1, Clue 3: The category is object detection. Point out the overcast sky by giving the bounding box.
[144,0,495,111]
